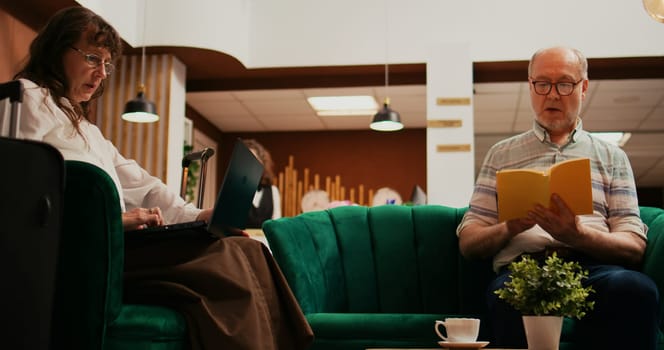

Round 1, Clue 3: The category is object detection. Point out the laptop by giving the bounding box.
[125,138,264,241]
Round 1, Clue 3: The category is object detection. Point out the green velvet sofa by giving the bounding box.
[51,161,188,349]
[262,204,664,350]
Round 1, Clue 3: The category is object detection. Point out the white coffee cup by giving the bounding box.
[434,318,480,342]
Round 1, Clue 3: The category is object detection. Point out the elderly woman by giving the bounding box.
[15,6,312,350]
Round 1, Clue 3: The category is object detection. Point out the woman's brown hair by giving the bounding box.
[14,6,123,134]
[243,139,276,187]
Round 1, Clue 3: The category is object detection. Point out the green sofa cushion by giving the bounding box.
[308,312,485,338]
[106,304,187,349]
[108,304,186,339]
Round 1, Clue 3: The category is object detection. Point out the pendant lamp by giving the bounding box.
[370,0,403,132]
[643,0,664,23]
[122,0,159,123]
[371,97,403,131]
[122,83,158,123]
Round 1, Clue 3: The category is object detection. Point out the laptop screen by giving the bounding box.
[207,138,264,237]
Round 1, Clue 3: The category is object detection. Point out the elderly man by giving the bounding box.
[457,46,659,349]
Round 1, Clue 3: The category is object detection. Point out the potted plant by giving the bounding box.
[494,253,594,350]
[183,143,200,203]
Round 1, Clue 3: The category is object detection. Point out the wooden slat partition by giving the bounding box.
[97,54,171,183]
[276,155,376,217]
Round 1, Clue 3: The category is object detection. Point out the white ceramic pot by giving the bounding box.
[522,315,563,350]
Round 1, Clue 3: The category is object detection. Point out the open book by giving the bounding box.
[496,158,593,222]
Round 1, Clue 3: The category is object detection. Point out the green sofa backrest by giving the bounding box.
[263,204,495,316]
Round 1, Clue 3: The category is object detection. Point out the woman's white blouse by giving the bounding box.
[17,79,200,224]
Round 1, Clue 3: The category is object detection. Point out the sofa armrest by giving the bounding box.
[641,206,664,332]
[52,161,125,349]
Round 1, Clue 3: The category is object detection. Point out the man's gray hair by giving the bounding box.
[528,46,588,79]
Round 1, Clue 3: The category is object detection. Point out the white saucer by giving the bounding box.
[438,340,490,349]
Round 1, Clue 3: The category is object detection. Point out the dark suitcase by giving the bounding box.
[0,80,64,350]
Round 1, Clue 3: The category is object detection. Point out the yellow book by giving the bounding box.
[496,158,593,222]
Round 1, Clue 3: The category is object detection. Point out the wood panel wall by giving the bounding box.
[219,129,427,216]
[277,154,377,217]
[0,9,35,82]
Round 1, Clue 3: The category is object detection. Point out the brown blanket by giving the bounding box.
[123,235,314,350]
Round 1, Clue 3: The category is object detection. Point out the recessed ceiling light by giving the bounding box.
[591,132,631,147]
[307,96,378,116]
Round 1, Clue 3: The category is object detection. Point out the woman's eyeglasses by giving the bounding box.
[70,46,115,76]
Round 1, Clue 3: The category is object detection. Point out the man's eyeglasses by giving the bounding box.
[70,46,114,76]
[530,79,584,96]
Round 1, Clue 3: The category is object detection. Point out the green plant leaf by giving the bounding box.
[183,143,200,203]
[495,253,594,318]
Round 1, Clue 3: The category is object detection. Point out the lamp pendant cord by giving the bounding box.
[140,0,148,89]
[384,0,389,102]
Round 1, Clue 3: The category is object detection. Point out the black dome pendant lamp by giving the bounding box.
[122,0,159,123]
[371,96,403,132]
[122,83,158,123]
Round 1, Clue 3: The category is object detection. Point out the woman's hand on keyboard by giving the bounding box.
[122,207,165,230]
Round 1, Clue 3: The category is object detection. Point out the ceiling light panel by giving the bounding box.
[307,95,378,116]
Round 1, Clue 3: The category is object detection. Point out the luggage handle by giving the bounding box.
[0,80,23,138]
[180,148,215,208]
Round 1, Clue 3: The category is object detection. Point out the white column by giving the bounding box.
[426,43,475,207]
[165,56,187,195]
